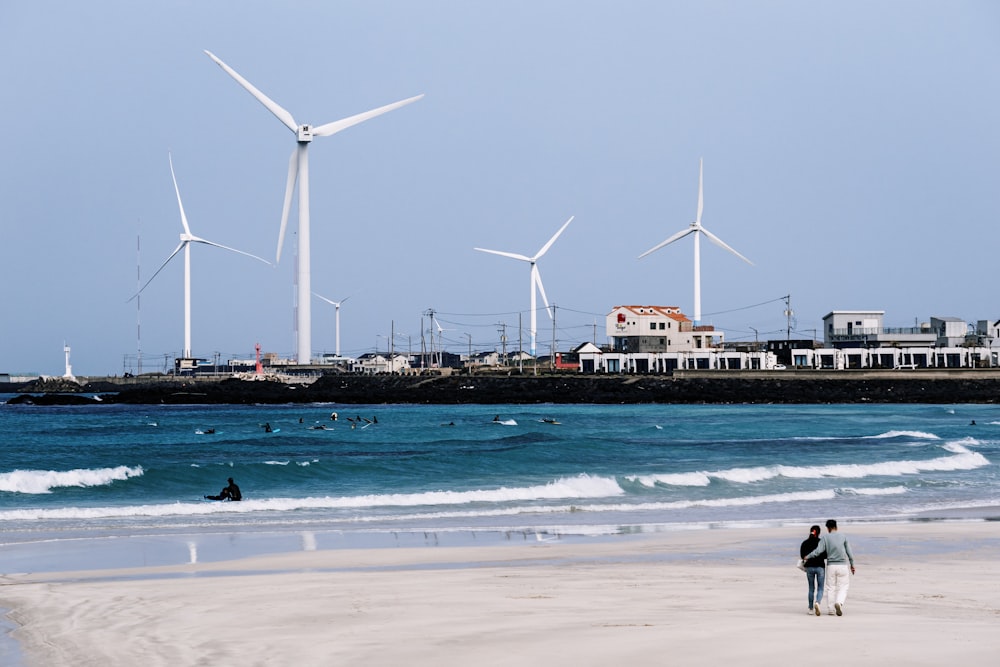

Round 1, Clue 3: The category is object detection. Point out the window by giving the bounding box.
[649,323,656,331]
[659,322,665,330]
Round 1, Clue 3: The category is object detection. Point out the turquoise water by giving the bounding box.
[1,399,997,566]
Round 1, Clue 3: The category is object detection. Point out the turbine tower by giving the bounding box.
[131,153,269,359]
[638,159,752,324]
[205,50,423,364]
[474,216,574,358]
[312,293,350,358]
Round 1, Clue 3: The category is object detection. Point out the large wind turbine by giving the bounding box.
[131,153,269,359]
[638,159,752,324]
[204,50,423,364]
[474,216,574,357]
[312,293,349,358]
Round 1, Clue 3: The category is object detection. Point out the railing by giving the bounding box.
[829,327,927,336]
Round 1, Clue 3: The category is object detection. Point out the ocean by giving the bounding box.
[1,398,997,572]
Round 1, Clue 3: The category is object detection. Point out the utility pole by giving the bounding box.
[783,294,793,342]
[551,304,557,372]
[420,315,426,369]
[424,308,436,368]
[496,321,507,365]
[465,333,472,373]
[519,313,524,374]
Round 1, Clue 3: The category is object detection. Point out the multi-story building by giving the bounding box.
[823,310,936,348]
[606,305,722,353]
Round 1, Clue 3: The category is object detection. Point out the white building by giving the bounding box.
[351,353,411,374]
[606,305,723,354]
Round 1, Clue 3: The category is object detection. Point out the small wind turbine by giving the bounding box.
[312,293,350,358]
[130,153,269,359]
[204,50,423,364]
[638,159,752,325]
[475,216,574,357]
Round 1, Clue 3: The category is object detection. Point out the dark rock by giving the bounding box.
[7,373,1000,405]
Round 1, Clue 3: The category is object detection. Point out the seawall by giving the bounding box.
[6,370,1000,404]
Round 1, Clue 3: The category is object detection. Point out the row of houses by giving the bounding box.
[176,306,998,376]
[325,307,999,375]
[573,307,1000,372]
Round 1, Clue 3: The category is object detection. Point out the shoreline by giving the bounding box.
[7,372,1000,404]
[4,508,1000,577]
[3,522,999,666]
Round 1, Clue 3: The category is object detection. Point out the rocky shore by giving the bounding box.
[5,371,1000,405]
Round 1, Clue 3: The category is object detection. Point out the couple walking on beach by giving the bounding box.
[799,519,856,616]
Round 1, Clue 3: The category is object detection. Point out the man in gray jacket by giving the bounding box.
[803,519,856,616]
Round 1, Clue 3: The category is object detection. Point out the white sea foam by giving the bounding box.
[865,430,940,440]
[628,443,988,488]
[0,473,626,521]
[841,486,907,496]
[0,466,144,494]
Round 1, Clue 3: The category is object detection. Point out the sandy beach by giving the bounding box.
[2,522,999,666]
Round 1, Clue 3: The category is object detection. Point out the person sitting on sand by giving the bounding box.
[205,477,242,501]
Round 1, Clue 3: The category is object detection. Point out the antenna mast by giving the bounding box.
[136,223,142,375]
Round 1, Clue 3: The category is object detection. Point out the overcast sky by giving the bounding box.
[2,1,998,376]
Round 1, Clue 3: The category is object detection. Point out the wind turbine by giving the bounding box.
[312,293,350,358]
[474,216,574,358]
[204,50,423,364]
[130,153,269,359]
[638,159,752,324]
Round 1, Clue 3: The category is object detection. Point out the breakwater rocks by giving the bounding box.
[6,372,1000,405]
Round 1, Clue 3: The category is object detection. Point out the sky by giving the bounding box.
[2,1,999,376]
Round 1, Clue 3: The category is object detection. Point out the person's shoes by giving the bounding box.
[814,602,821,616]
[835,603,843,616]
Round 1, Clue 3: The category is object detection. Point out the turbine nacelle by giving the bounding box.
[297,125,313,143]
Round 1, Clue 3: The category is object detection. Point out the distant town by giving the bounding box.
[6,307,999,385]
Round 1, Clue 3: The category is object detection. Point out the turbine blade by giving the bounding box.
[204,50,298,133]
[276,147,299,264]
[533,215,574,260]
[127,242,185,302]
[168,153,192,236]
[192,238,271,265]
[696,158,704,225]
[311,94,424,137]
[533,264,552,314]
[637,227,696,259]
[700,227,754,265]
[474,247,531,262]
[313,292,337,306]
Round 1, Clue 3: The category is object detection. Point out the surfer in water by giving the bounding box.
[205,477,242,501]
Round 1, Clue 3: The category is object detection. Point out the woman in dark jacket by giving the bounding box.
[800,525,825,615]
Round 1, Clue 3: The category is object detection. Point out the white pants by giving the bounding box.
[825,563,851,610]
